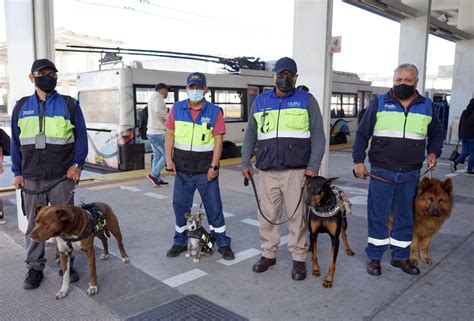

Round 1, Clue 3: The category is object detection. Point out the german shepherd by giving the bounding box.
[305,176,354,288]
[410,177,453,265]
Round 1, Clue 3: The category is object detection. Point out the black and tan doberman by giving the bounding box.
[305,176,354,288]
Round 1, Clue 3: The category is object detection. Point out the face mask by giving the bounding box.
[187,89,205,103]
[275,76,294,93]
[35,75,57,93]
[393,84,415,100]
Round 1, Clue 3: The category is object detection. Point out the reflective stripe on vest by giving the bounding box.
[373,95,432,140]
[253,91,310,141]
[173,100,220,152]
[17,100,75,146]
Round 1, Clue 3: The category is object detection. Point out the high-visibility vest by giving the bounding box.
[172,99,221,173]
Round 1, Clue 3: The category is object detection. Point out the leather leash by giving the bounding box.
[352,168,431,185]
[244,172,306,226]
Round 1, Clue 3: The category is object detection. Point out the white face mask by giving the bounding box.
[187,89,205,103]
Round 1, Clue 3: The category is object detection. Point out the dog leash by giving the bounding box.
[20,176,79,216]
[352,168,431,185]
[244,172,306,226]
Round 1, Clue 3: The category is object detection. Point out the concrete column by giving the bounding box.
[398,0,431,93]
[293,0,333,177]
[449,0,474,142]
[5,0,55,114]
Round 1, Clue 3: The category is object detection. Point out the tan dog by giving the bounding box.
[30,202,129,299]
[411,177,453,265]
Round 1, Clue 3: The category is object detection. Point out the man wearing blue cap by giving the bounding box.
[164,72,234,260]
[241,57,326,280]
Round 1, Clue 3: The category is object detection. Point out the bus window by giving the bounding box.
[331,93,357,118]
[214,89,245,122]
[80,90,120,123]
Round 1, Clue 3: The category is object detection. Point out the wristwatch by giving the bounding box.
[210,164,220,171]
[73,163,83,170]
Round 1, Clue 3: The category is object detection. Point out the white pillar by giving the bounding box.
[449,0,474,143]
[4,0,55,233]
[398,0,431,93]
[5,0,55,114]
[293,0,333,177]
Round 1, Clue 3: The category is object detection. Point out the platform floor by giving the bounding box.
[1,144,473,321]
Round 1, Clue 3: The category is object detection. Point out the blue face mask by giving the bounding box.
[187,89,205,103]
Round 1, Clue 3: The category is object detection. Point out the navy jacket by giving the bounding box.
[352,90,444,171]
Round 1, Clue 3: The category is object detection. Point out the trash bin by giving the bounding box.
[118,143,145,171]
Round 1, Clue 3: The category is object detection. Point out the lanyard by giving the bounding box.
[38,100,46,133]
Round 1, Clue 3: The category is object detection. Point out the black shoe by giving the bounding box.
[391,259,420,275]
[367,260,382,276]
[291,260,307,281]
[23,269,44,290]
[252,257,276,273]
[449,161,457,172]
[166,244,187,258]
[147,174,160,187]
[157,179,169,185]
[218,246,235,260]
[466,171,474,176]
[58,267,80,283]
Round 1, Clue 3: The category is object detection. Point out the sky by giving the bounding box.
[0,0,456,80]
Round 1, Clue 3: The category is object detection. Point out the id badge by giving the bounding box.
[35,133,46,149]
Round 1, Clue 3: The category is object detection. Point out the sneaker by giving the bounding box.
[166,244,187,257]
[218,246,235,260]
[157,179,169,186]
[449,161,457,173]
[147,174,160,187]
[466,171,474,176]
[58,267,80,283]
[23,269,44,290]
[0,213,6,225]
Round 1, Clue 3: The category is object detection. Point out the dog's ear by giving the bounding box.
[56,209,71,222]
[440,178,453,195]
[185,213,191,219]
[34,205,47,217]
[327,177,338,185]
[417,177,432,195]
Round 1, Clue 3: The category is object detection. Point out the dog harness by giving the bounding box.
[61,203,106,249]
[309,186,352,218]
[188,227,216,255]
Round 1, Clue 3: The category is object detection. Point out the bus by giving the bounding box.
[77,67,386,171]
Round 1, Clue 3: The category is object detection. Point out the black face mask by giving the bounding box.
[35,75,57,93]
[275,76,294,93]
[393,84,415,100]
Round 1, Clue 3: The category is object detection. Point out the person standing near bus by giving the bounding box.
[241,57,326,281]
[146,83,169,187]
[164,72,235,260]
[11,59,88,290]
[352,63,443,276]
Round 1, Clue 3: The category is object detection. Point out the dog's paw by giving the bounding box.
[346,248,355,256]
[122,257,130,264]
[185,253,190,257]
[193,257,200,263]
[322,279,333,288]
[410,258,419,266]
[312,270,321,277]
[100,254,109,260]
[421,257,432,265]
[87,285,98,296]
[55,290,68,299]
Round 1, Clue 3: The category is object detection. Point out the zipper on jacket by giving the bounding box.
[402,105,412,139]
[276,98,282,164]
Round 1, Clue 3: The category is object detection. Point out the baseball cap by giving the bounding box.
[274,57,297,74]
[155,83,168,91]
[186,72,206,87]
[31,59,58,73]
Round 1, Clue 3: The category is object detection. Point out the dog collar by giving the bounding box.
[309,186,352,218]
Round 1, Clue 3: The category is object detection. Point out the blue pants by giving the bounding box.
[366,166,420,260]
[147,133,166,179]
[454,138,474,172]
[172,171,231,248]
